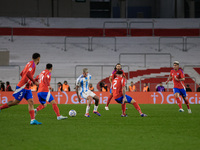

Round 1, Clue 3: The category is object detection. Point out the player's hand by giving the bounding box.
[174,76,179,81]
[34,81,39,86]
[48,86,52,91]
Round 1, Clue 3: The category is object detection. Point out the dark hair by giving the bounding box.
[116,70,123,75]
[6,81,10,85]
[32,53,40,59]
[114,63,122,70]
[46,63,53,69]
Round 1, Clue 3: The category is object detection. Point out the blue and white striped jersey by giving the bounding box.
[76,73,92,94]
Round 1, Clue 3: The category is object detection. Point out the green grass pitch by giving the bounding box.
[0,104,200,150]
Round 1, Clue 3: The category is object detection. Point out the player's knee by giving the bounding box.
[28,99,34,105]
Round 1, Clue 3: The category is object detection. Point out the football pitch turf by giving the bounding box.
[0,104,200,150]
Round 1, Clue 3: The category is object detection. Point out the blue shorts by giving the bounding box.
[173,88,186,97]
[13,86,33,101]
[37,92,54,104]
[115,95,132,104]
[110,88,112,94]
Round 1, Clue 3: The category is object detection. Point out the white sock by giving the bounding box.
[94,105,98,112]
[86,106,90,114]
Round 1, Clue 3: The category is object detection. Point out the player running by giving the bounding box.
[76,68,101,117]
[105,63,126,110]
[166,61,191,113]
[0,53,42,125]
[34,63,68,120]
[112,70,147,117]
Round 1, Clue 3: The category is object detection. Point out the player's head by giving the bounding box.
[173,61,179,70]
[32,53,40,65]
[115,63,122,71]
[46,63,53,72]
[83,68,88,77]
[116,70,123,76]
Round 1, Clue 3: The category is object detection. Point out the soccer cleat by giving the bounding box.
[34,109,37,117]
[126,107,128,110]
[121,114,128,117]
[93,111,101,116]
[179,109,184,112]
[85,113,90,117]
[141,113,147,117]
[105,106,109,110]
[30,119,42,125]
[188,109,192,113]
[57,115,68,120]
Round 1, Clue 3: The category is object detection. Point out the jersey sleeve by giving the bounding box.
[180,70,185,78]
[170,70,173,76]
[43,74,50,86]
[76,76,81,86]
[121,78,126,87]
[122,70,126,78]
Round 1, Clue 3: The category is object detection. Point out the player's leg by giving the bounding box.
[85,96,93,117]
[181,89,191,113]
[128,96,147,117]
[50,100,68,120]
[35,92,48,116]
[0,99,20,110]
[93,95,101,116]
[121,103,126,116]
[25,90,42,125]
[0,87,25,110]
[174,88,183,112]
[105,89,113,110]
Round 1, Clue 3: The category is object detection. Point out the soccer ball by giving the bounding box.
[69,110,77,117]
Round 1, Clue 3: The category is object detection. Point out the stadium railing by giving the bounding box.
[158,36,185,52]
[129,21,155,36]
[119,53,172,67]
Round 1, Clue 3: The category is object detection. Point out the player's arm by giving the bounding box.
[166,75,172,84]
[75,85,81,102]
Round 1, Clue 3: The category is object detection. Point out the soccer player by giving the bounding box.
[0,53,42,125]
[105,63,126,110]
[34,63,68,120]
[76,68,101,117]
[112,70,147,117]
[166,61,192,113]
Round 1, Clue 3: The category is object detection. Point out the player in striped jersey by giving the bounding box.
[0,53,42,125]
[76,68,101,117]
[166,61,191,113]
[34,63,68,120]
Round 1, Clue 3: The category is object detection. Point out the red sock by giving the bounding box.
[106,95,113,107]
[29,110,35,120]
[133,102,142,115]
[52,103,60,117]
[121,103,126,115]
[0,103,9,110]
[176,97,182,109]
[37,105,45,111]
[184,99,190,109]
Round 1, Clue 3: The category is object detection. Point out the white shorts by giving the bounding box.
[80,90,96,99]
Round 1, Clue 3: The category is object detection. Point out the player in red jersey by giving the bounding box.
[0,53,42,125]
[105,63,126,110]
[34,63,68,120]
[166,61,191,113]
[112,70,147,117]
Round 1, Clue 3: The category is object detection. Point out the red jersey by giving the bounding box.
[170,69,185,89]
[38,69,51,92]
[110,69,126,80]
[112,76,126,99]
[17,60,36,90]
